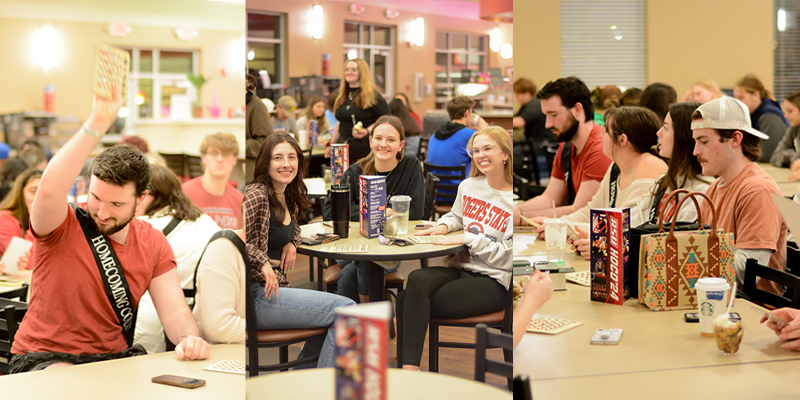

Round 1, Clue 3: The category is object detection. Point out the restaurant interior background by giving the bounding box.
[0,0,245,156]
[247,0,513,129]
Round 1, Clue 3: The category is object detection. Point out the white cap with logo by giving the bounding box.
[690,97,769,140]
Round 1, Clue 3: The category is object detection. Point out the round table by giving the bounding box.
[246,368,510,400]
[297,221,467,301]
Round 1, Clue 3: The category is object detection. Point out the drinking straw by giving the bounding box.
[725,281,737,316]
[552,200,557,219]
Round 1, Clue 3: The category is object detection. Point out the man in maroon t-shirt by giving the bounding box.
[10,83,210,373]
[513,77,612,225]
[182,132,243,229]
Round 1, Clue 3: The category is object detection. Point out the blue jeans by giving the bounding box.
[336,260,400,303]
[251,284,355,368]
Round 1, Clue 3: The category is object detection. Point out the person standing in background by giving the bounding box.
[246,74,273,184]
[332,58,390,163]
[182,133,243,229]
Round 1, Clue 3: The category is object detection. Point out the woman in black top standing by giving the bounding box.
[332,58,390,163]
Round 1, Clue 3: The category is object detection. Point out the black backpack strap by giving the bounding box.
[70,203,136,348]
[161,217,181,237]
[562,144,575,204]
[648,188,667,222]
[192,230,247,298]
[608,164,621,208]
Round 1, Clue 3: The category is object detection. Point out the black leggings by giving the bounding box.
[397,267,507,367]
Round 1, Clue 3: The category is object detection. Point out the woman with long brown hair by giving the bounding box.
[245,133,354,368]
[323,115,424,304]
[133,164,221,353]
[295,95,333,137]
[331,58,390,162]
[0,168,41,272]
[734,74,789,162]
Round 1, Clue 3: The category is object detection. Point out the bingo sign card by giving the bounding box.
[92,43,129,100]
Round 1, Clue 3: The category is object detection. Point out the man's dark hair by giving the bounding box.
[87,145,151,197]
[446,96,475,120]
[536,76,594,122]
[639,83,677,123]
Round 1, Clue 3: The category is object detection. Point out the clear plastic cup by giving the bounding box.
[713,314,744,355]
[544,218,567,263]
[390,195,411,235]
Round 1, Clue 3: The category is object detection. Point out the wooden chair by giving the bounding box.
[185,154,204,179]
[743,258,800,309]
[158,152,187,180]
[0,283,28,301]
[245,265,326,377]
[0,298,27,374]
[396,289,513,389]
[513,375,534,400]
[475,324,513,388]
[422,162,466,217]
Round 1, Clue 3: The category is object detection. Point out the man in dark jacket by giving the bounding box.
[246,74,273,183]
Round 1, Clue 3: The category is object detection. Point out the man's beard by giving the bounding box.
[554,113,580,143]
[88,204,135,236]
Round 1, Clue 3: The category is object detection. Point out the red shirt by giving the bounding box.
[12,205,175,355]
[551,124,612,199]
[182,177,244,229]
[0,210,34,257]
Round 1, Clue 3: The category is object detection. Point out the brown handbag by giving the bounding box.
[638,190,736,311]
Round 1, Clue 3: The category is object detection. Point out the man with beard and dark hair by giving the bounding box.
[513,76,612,224]
[9,83,210,373]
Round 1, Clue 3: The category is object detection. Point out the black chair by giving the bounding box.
[475,324,513,387]
[743,258,800,309]
[519,139,542,186]
[513,375,534,400]
[423,162,466,217]
[421,172,439,222]
[513,173,530,201]
[159,152,187,180]
[245,263,326,377]
[186,154,204,179]
[541,142,560,173]
[0,298,27,374]
[417,138,430,163]
[0,283,28,301]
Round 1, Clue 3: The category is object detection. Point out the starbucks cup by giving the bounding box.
[695,277,732,337]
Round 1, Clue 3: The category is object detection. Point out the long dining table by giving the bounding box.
[513,233,800,399]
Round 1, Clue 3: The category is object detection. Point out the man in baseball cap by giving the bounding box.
[271,95,298,136]
[691,97,787,293]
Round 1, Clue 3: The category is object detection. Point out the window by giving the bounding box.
[247,11,283,98]
[435,31,488,108]
[560,0,646,89]
[126,48,197,120]
[342,22,394,96]
[775,1,800,100]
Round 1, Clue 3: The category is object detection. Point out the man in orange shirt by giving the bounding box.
[692,97,788,292]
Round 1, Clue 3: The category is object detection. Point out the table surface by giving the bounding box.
[246,368,510,400]
[513,235,800,381]
[297,221,467,263]
[1,344,245,399]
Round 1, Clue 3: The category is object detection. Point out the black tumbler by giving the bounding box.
[330,184,350,238]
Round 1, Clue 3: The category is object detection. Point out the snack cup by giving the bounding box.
[713,314,744,355]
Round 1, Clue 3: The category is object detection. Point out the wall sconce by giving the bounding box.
[313,5,323,40]
[501,43,513,59]
[35,25,58,70]
[414,17,424,47]
[490,27,501,52]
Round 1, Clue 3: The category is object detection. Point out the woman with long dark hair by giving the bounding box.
[0,168,41,272]
[245,133,354,368]
[734,74,788,163]
[332,58,390,162]
[133,164,221,353]
[323,115,424,304]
